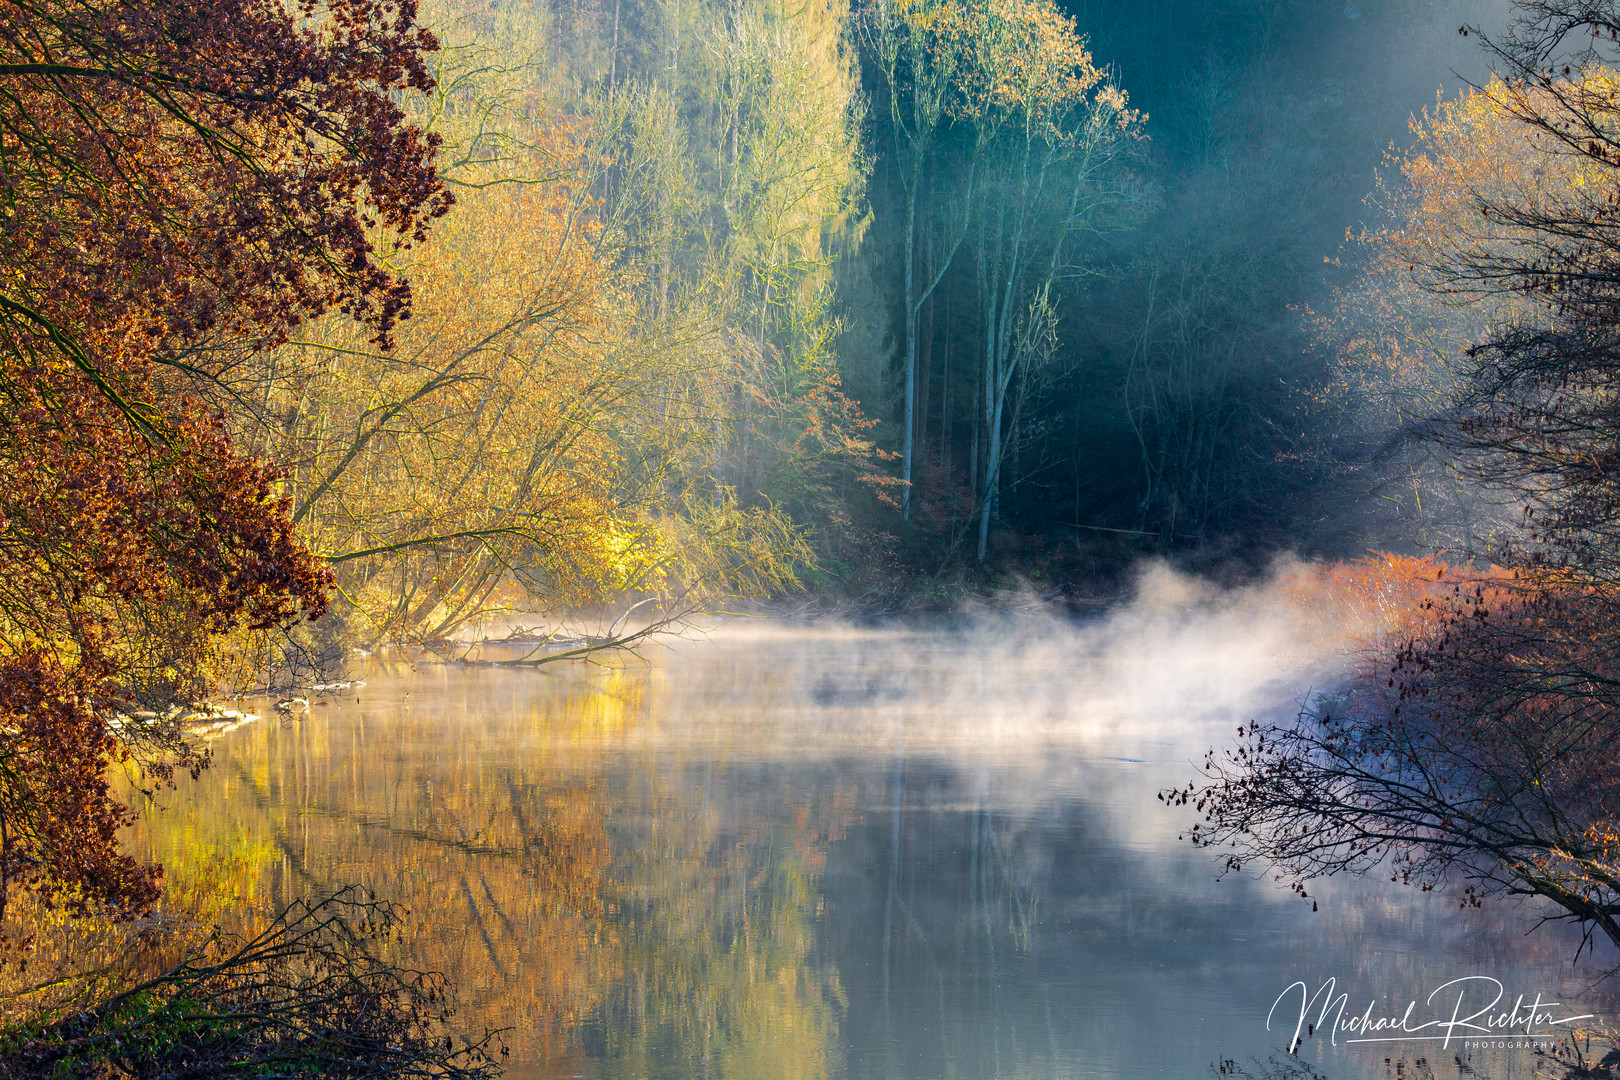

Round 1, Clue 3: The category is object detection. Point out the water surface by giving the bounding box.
[136,618,1620,1080]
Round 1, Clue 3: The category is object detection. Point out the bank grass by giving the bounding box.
[0,887,504,1079]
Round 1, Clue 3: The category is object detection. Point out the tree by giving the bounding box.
[1401,9,1620,582]
[174,2,847,652]
[860,0,980,521]
[242,120,678,646]
[1172,567,1620,956]
[707,0,899,532]
[1177,1,1620,955]
[954,0,1140,560]
[0,0,447,926]
[1315,79,1590,561]
[602,0,896,566]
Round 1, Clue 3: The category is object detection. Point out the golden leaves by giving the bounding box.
[941,0,1137,141]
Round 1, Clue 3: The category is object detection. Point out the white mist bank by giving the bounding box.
[641,556,1371,757]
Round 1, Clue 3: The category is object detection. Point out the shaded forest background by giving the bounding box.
[464,0,1514,594]
[1004,0,1504,559]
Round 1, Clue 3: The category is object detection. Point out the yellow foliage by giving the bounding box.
[944,0,1141,138]
[225,96,812,644]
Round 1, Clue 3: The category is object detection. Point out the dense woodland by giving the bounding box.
[232,0,1523,629]
[17,0,1620,1072]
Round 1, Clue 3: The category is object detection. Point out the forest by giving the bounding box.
[10,0,1620,1074]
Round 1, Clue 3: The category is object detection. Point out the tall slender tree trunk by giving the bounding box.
[978,276,997,561]
[917,287,933,475]
[609,0,620,91]
[940,284,952,472]
[978,388,1002,559]
[969,397,979,503]
[659,0,680,318]
[901,181,918,520]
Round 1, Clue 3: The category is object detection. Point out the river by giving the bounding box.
[133,604,1620,1080]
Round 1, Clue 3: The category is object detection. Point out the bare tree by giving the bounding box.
[1170,571,1620,957]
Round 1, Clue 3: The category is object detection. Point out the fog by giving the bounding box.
[636,558,1374,759]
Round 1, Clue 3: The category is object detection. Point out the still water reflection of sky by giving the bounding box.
[137,617,1620,1080]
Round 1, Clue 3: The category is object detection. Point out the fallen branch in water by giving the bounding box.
[440,618,693,668]
[429,595,706,668]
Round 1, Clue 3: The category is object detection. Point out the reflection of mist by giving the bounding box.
[817,748,1619,1080]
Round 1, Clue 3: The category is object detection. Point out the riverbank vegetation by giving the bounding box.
[0,0,1149,957]
[1179,2,1620,964]
[0,890,503,1080]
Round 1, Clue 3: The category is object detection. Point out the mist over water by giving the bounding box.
[650,559,1364,756]
[139,568,1620,1080]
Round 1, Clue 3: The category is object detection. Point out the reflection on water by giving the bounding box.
[133,620,1620,1080]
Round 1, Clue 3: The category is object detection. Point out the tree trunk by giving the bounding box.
[609,0,621,91]
[901,181,918,520]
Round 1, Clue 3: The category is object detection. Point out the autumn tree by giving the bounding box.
[1172,569,1620,955]
[955,0,1140,560]
[577,0,897,566]
[0,0,447,925]
[190,0,828,650]
[239,121,676,646]
[860,0,983,521]
[1314,80,1587,560]
[702,0,898,526]
[1180,2,1620,953]
[1318,5,1620,579]
[857,0,1141,553]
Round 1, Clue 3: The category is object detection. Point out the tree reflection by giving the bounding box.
[104,641,1620,1080]
[583,770,855,1079]
[125,661,856,1078]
